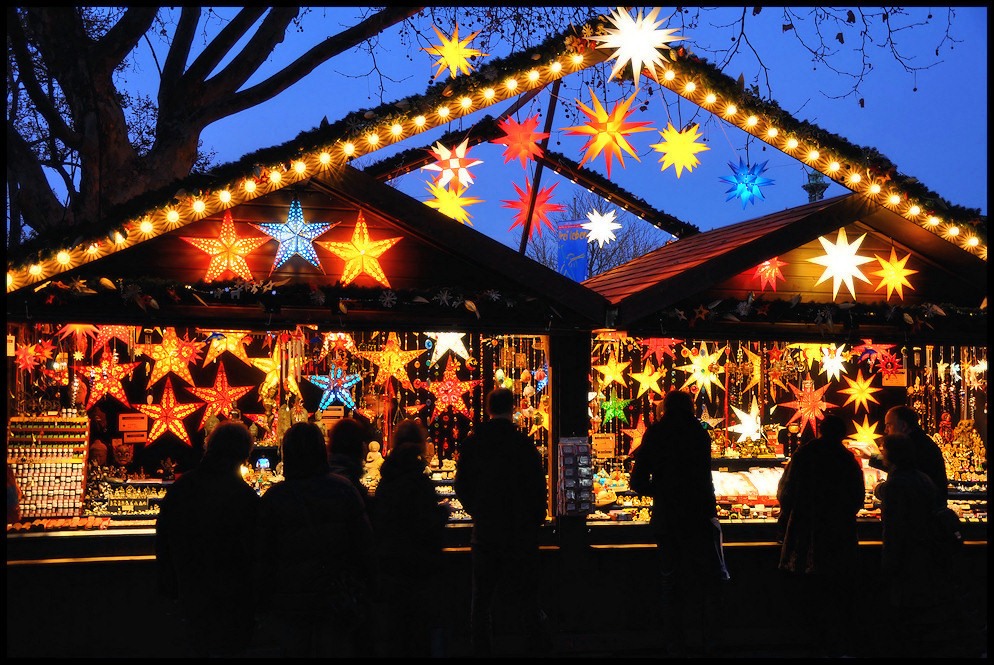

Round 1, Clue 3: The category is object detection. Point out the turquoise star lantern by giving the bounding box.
[307,366,362,411]
[601,396,632,425]
[719,158,774,208]
[253,200,332,272]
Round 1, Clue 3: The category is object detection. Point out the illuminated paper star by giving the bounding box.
[849,415,883,449]
[529,398,552,436]
[850,339,894,366]
[57,324,98,350]
[78,354,141,410]
[787,343,827,371]
[422,23,487,79]
[426,357,481,422]
[34,339,56,362]
[728,397,763,443]
[201,329,252,367]
[504,180,565,239]
[650,123,709,178]
[675,342,726,401]
[593,353,631,391]
[581,209,623,248]
[187,362,255,429]
[640,337,683,365]
[181,210,268,282]
[252,200,332,272]
[779,376,836,436]
[492,115,549,167]
[752,257,788,292]
[601,395,632,425]
[425,332,471,367]
[425,181,482,225]
[251,345,304,401]
[424,138,484,190]
[15,344,39,371]
[629,360,665,398]
[808,228,874,300]
[319,213,401,288]
[135,327,202,388]
[621,416,648,453]
[588,7,685,89]
[358,332,426,393]
[91,325,138,354]
[875,350,903,379]
[838,369,881,414]
[872,248,918,301]
[819,344,849,382]
[307,365,363,411]
[563,88,654,178]
[740,346,764,393]
[720,158,774,208]
[137,378,203,447]
[318,332,357,362]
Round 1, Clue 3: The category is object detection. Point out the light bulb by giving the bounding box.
[927,216,941,226]
[293,161,306,173]
[948,226,960,236]
[786,138,799,149]
[571,54,584,65]
[29,264,42,276]
[414,115,426,127]
[319,152,331,164]
[343,142,356,156]
[967,236,979,247]
[218,190,232,203]
[889,194,901,205]
[367,133,379,146]
[746,116,758,127]
[268,170,281,183]
[390,124,403,136]
[244,179,256,193]
[166,210,180,223]
[140,219,154,234]
[437,105,450,118]
[807,150,820,161]
[460,96,472,108]
[505,78,517,91]
[684,81,696,92]
[828,161,840,172]
[56,251,71,265]
[908,205,921,216]
[192,199,206,213]
[483,88,496,100]
[848,173,861,184]
[869,183,881,194]
[725,104,737,115]
[705,93,717,104]
[550,61,562,74]
[527,69,539,82]
[766,128,778,138]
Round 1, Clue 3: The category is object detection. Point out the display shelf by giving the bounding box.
[8,417,89,519]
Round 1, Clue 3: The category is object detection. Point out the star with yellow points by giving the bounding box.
[529,397,552,437]
[187,362,255,429]
[787,343,825,371]
[319,212,401,288]
[251,345,304,401]
[358,332,426,393]
[629,360,665,398]
[593,352,630,391]
[201,330,252,367]
[676,343,726,401]
[622,415,648,454]
[135,327,202,388]
[808,228,874,300]
[425,357,480,422]
[78,353,142,411]
[778,376,836,436]
[588,7,685,89]
[819,344,849,382]
[422,23,488,79]
[91,325,138,354]
[492,115,549,167]
[136,378,203,447]
[849,415,883,449]
[57,324,98,351]
[872,248,917,301]
[650,123,709,178]
[739,345,764,393]
[181,210,268,282]
[563,89,654,178]
[838,369,881,414]
[424,138,483,190]
[425,181,482,225]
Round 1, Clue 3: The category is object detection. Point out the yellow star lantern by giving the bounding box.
[872,248,918,301]
[422,23,487,79]
[358,332,426,393]
[629,360,665,398]
[425,181,482,225]
[838,369,881,414]
[676,342,727,401]
[201,330,252,367]
[137,378,203,447]
[589,7,686,89]
[425,357,481,422]
[650,123,709,178]
[808,228,874,300]
[425,332,471,367]
[135,327,202,388]
[849,415,883,449]
[181,210,268,282]
[251,345,304,401]
[529,396,552,437]
[78,353,141,411]
[593,352,631,391]
[563,89,654,178]
[319,213,401,288]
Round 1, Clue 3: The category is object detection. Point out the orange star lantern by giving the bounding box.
[181,210,268,282]
[78,353,141,411]
[838,369,882,414]
[872,248,917,301]
[186,362,255,429]
[621,416,649,454]
[425,357,481,422]
[492,115,549,168]
[563,89,654,178]
[752,257,788,292]
[358,332,426,393]
[135,328,202,388]
[91,325,138,354]
[319,213,401,288]
[503,180,565,239]
[137,378,203,447]
[422,23,488,79]
[779,375,836,436]
[201,330,252,367]
[593,352,631,391]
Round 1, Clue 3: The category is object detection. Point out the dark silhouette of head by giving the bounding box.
[818,414,846,441]
[203,421,254,472]
[328,417,367,464]
[392,418,428,457]
[486,388,515,418]
[661,390,695,418]
[880,433,917,470]
[282,422,330,479]
[886,405,920,436]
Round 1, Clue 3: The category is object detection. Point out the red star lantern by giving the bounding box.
[492,115,549,168]
[78,353,142,410]
[92,325,138,355]
[358,332,426,393]
[136,378,203,447]
[135,327,203,388]
[181,210,269,282]
[186,362,255,429]
[34,339,56,362]
[57,324,98,353]
[640,337,683,365]
[15,344,39,371]
[503,180,566,239]
[621,416,648,454]
[318,332,357,362]
[779,375,837,436]
[563,88,654,178]
[425,357,481,422]
[752,257,788,292]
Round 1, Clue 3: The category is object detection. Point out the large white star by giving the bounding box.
[819,344,849,382]
[728,397,763,443]
[582,209,623,248]
[808,228,874,300]
[588,7,686,90]
[425,332,470,367]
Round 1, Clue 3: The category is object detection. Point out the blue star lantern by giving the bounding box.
[307,366,362,411]
[719,158,774,209]
[253,200,332,272]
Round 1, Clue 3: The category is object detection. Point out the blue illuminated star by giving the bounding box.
[253,200,333,272]
[719,158,774,208]
[307,366,362,411]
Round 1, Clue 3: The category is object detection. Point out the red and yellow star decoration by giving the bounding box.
[319,213,401,288]
[492,115,549,168]
[425,181,482,225]
[650,123,709,177]
[201,329,253,367]
[778,375,836,436]
[422,23,487,79]
[78,353,142,410]
[136,378,203,447]
[358,332,426,393]
[564,89,654,178]
[752,257,788,292]
[135,328,202,388]
[593,352,631,391]
[251,344,304,401]
[181,209,268,282]
[872,248,917,301]
[186,362,255,429]
[838,369,881,414]
[503,180,565,239]
[425,357,481,422]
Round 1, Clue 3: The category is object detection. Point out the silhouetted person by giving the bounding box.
[256,422,375,658]
[630,389,729,658]
[776,414,865,656]
[875,406,948,508]
[155,421,258,657]
[372,419,450,657]
[455,387,550,657]
[328,417,371,506]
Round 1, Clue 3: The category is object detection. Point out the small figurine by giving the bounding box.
[364,441,384,481]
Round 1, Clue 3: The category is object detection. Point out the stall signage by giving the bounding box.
[7,334,15,357]
[122,431,147,444]
[118,413,149,432]
[881,368,908,387]
[591,433,616,459]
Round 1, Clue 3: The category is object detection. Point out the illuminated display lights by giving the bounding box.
[422,23,488,79]
[425,332,471,367]
[587,6,686,90]
[425,356,481,422]
[187,361,255,428]
[318,212,401,288]
[181,210,269,282]
[650,123,709,177]
[582,209,623,248]
[136,378,203,447]
[252,199,332,272]
[872,248,918,301]
[808,228,874,300]
[838,369,882,414]
[563,88,655,178]
[135,327,203,388]
[306,366,363,411]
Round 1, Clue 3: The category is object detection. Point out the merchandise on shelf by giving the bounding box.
[7,417,89,519]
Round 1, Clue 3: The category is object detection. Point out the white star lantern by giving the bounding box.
[808,228,874,300]
[589,7,686,89]
[582,209,623,248]
[819,344,849,382]
[425,332,471,367]
[728,397,763,443]
[424,138,483,190]
[253,200,332,272]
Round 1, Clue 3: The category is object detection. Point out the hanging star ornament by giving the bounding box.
[422,23,487,79]
[318,332,357,362]
[529,398,552,436]
[135,327,202,388]
[779,376,837,436]
[252,199,332,272]
[740,346,764,393]
[426,357,481,422]
[629,360,665,399]
[424,138,484,190]
[872,248,918,301]
[425,181,482,225]
[588,7,686,89]
[187,362,255,429]
[650,123,709,178]
[201,329,252,367]
[593,352,631,391]
[808,228,874,300]
[728,397,763,443]
[503,180,565,239]
[359,332,426,393]
[307,365,363,411]
[838,369,881,414]
[425,332,471,367]
[849,415,883,449]
[57,324,98,351]
[77,354,142,410]
[720,158,774,208]
[601,395,632,425]
[181,210,268,282]
[319,212,401,288]
[621,416,649,454]
[136,378,203,447]
[15,344,39,371]
[581,209,623,248]
[640,337,683,365]
[563,89,654,178]
[675,343,727,401]
[492,115,549,168]
[819,344,849,382]
[91,325,138,354]
[752,257,788,292]
[251,345,304,401]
